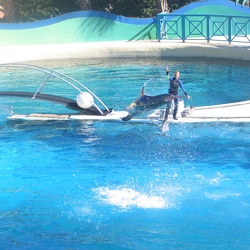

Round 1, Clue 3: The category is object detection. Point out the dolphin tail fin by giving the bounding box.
[161,120,169,133]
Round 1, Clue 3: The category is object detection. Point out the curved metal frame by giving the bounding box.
[0,63,110,115]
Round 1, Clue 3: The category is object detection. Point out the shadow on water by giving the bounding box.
[5,118,249,169]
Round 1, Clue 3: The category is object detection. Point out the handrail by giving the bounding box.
[157,13,250,44]
[0,63,110,115]
[34,71,53,97]
[0,105,14,116]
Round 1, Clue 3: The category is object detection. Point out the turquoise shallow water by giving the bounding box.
[0,58,250,249]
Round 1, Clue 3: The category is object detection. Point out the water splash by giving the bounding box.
[94,187,175,209]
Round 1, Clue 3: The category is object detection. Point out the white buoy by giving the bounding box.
[76,92,94,109]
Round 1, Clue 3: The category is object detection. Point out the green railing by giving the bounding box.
[157,13,250,43]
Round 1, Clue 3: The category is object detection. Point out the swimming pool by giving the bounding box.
[0,57,250,249]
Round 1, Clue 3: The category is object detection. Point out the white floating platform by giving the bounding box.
[6,101,250,123]
[8,111,129,121]
[147,100,250,123]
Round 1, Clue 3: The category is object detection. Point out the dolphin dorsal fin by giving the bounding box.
[140,86,145,96]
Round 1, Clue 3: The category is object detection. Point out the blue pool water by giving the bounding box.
[0,58,250,249]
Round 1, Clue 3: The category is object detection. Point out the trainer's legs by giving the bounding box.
[164,100,172,121]
[173,98,179,119]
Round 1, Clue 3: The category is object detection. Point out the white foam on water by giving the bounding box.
[94,187,174,209]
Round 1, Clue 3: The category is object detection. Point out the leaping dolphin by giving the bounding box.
[123,86,185,121]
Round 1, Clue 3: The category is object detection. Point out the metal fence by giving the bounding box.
[157,13,250,43]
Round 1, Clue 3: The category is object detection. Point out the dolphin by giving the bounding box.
[123,86,185,121]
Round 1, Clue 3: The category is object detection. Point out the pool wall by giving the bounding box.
[0,0,249,46]
[0,11,156,46]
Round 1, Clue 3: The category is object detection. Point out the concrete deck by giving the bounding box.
[0,40,250,64]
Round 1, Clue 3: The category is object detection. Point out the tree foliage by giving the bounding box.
[0,0,79,22]
[166,0,194,13]
[0,0,196,23]
[81,0,161,18]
